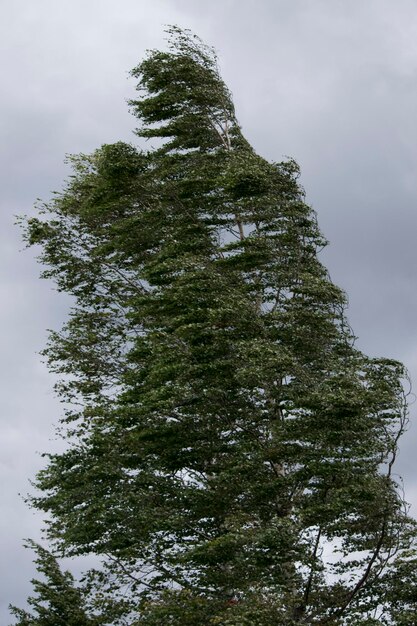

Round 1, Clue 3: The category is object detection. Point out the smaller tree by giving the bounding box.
[9,541,103,626]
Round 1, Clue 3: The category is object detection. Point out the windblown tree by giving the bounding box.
[12,27,417,625]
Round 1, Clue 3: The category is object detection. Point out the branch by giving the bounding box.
[320,396,410,624]
[302,526,323,611]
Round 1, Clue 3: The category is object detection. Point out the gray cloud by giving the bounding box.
[2,0,417,620]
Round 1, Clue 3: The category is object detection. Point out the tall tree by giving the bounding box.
[12,27,417,625]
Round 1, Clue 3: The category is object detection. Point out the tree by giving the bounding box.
[12,26,417,624]
[9,541,102,625]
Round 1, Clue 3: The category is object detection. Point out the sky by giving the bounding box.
[2,0,417,619]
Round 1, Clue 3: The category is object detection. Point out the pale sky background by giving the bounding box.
[2,0,417,620]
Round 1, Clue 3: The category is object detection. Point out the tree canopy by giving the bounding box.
[11,26,417,625]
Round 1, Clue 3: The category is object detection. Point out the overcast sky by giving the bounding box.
[2,0,417,620]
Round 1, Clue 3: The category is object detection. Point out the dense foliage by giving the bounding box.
[12,27,417,625]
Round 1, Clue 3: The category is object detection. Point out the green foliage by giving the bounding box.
[8,541,101,625]
[12,26,417,625]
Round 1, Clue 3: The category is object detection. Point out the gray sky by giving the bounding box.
[2,0,417,620]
